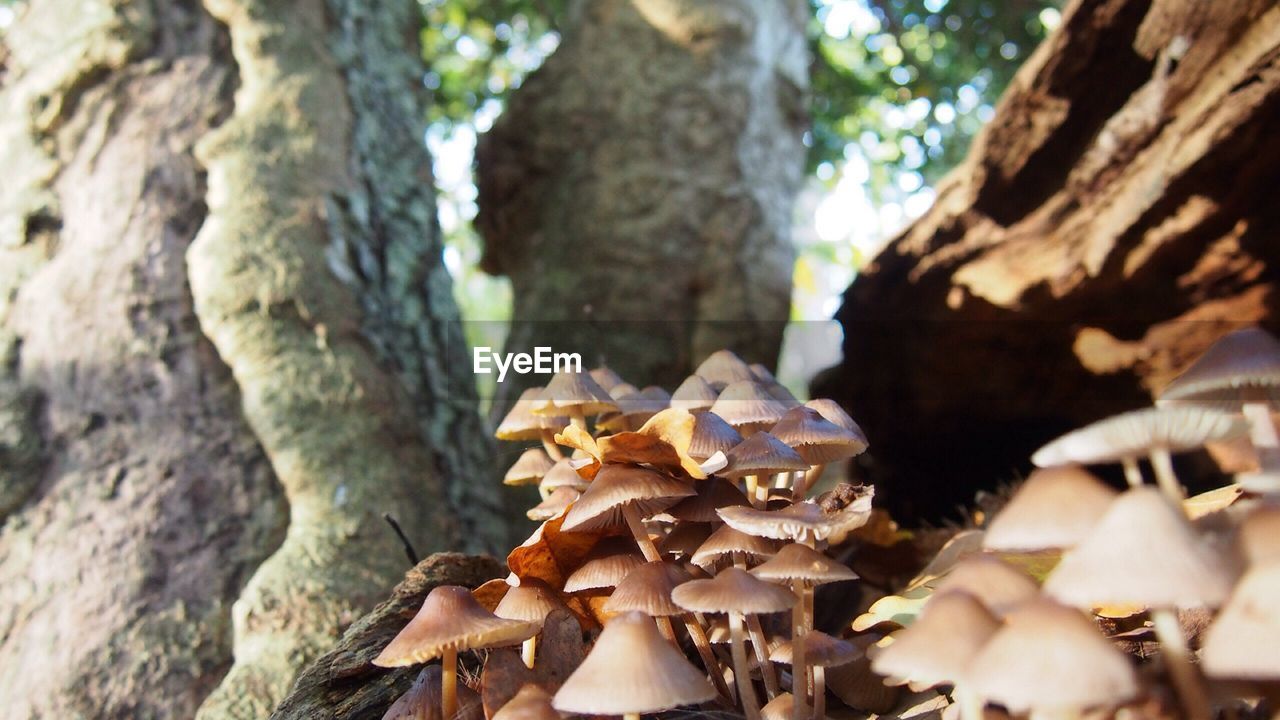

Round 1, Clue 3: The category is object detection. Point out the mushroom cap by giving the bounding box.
[589,366,626,393]
[719,495,873,544]
[1237,505,1280,568]
[1201,563,1280,680]
[982,466,1118,552]
[553,611,716,714]
[749,363,777,383]
[760,693,795,720]
[384,665,483,720]
[603,561,690,617]
[504,448,556,487]
[373,586,539,666]
[527,487,579,522]
[1158,327,1280,405]
[710,381,791,433]
[496,388,569,441]
[691,525,780,568]
[1044,487,1234,610]
[765,381,801,408]
[751,542,858,585]
[672,567,797,615]
[671,375,720,413]
[966,599,1139,714]
[769,630,859,668]
[803,399,860,433]
[563,542,645,593]
[721,431,812,478]
[688,411,744,462]
[538,459,588,492]
[932,555,1039,618]
[598,386,670,430]
[492,684,561,720]
[658,521,714,558]
[696,349,757,390]
[561,464,694,532]
[869,590,1000,687]
[667,478,750,522]
[770,406,869,464]
[1032,405,1246,466]
[494,579,569,625]
[533,370,617,416]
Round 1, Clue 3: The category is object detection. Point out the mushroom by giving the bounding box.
[870,591,1000,720]
[1032,405,1246,501]
[504,448,556,488]
[532,370,617,430]
[497,387,570,460]
[672,374,721,413]
[590,365,626,393]
[752,543,859,720]
[658,521,715,560]
[384,665,484,720]
[1045,487,1234,720]
[982,466,1117,553]
[761,693,796,720]
[374,585,539,719]
[931,555,1039,619]
[537,458,588,500]
[1158,326,1280,490]
[492,684,561,720]
[604,561,731,702]
[711,380,792,436]
[697,349,758,390]
[561,463,694,562]
[563,538,646,593]
[526,487,579,522]
[688,411,745,463]
[1201,562,1280,682]
[966,599,1138,719]
[803,399,859,433]
[494,579,572,668]
[691,525,780,571]
[770,406,869,498]
[667,477,750,523]
[674,567,797,718]
[1235,504,1280,568]
[769,630,859,720]
[598,385,670,432]
[718,494,874,547]
[552,611,717,720]
[722,432,810,507]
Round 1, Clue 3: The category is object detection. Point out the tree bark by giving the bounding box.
[0,1,503,717]
[475,0,810,405]
[815,0,1280,522]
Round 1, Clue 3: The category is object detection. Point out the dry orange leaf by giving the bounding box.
[506,513,604,589]
[553,425,601,479]
[471,578,511,612]
[1183,483,1243,520]
[479,610,585,717]
[596,408,707,478]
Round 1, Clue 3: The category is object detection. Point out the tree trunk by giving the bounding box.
[0,1,503,718]
[475,0,810,404]
[815,0,1280,522]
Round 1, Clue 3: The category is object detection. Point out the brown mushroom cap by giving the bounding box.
[538,459,588,492]
[533,370,617,417]
[374,586,539,667]
[589,366,626,393]
[504,448,556,487]
[870,590,1000,687]
[770,406,869,464]
[599,385,670,430]
[770,630,859,668]
[552,611,717,714]
[750,363,777,383]
[563,540,645,593]
[496,388,569,441]
[696,349,757,390]
[1158,327,1280,405]
[803,399,860,433]
[671,375,720,413]
[561,464,694,532]
[751,542,858,585]
[384,665,483,720]
[932,555,1039,619]
[982,466,1117,552]
[667,477,750,522]
[710,381,791,434]
[691,525,780,568]
[721,431,811,478]
[719,494,874,544]
[1032,405,1247,467]
[760,692,795,720]
[1201,563,1280,680]
[689,411,744,462]
[672,567,797,615]
[658,521,714,559]
[494,579,570,626]
[603,561,690,617]
[492,684,561,720]
[526,487,579,521]
[966,599,1139,714]
[1044,487,1235,611]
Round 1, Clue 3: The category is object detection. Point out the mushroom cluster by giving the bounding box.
[377,350,875,720]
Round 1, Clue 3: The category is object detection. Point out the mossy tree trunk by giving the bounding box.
[475,0,810,408]
[0,1,504,718]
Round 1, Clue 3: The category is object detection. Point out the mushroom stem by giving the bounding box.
[625,714,641,720]
[746,475,763,508]
[748,613,781,699]
[791,583,809,720]
[621,504,662,563]
[684,614,735,704]
[731,610,762,720]
[1242,400,1280,472]
[797,465,826,499]
[956,685,984,720]
[812,666,826,720]
[1149,448,1185,502]
[1151,608,1211,720]
[568,407,588,431]
[442,647,458,720]
[656,615,677,643]
[1121,457,1144,488]
[521,636,537,669]
[539,430,564,460]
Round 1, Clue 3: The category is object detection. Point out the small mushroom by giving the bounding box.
[769,631,859,720]
[689,411,745,462]
[672,375,721,413]
[538,458,589,497]
[1201,562,1280,682]
[718,494,874,546]
[697,350,758,390]
[722,432,811,507]
[526,487,579,522]
[532,370,617,430]
[770,406,869,498]
[931,555,1039,619]
[492,684,561,720]
[692,525,780,571]
[589,366,626,393]
[711,381,792,436]
[504,448,556,488]
[561,463,695,562]
[982,466,1117,553]
[563,538,646,593]
[494,579,572,668]
[497,387,570,460]
[667,477,751,523]
[384,665,484,720]
[553,611,717,720]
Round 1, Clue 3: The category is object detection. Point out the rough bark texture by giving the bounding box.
[476,0,810,409]
[815,0,1280,522]
[0,0,503,717]
[269,553,505,720]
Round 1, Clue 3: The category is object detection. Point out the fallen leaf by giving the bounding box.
[479,610,585,717]
[596,408,707,478]
[471,579,511,612]
[1183,483,1243,520]
[506,514,605,589]
[553,426,601,479]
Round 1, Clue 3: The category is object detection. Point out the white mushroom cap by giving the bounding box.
[983,466,1117,552]
[1201,563,1280,680]
[1158,327,1280,406]
[1032,405,1246,466]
